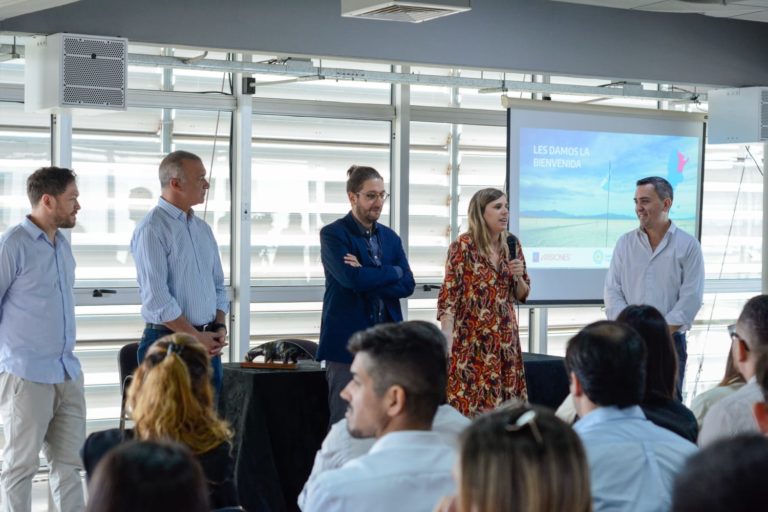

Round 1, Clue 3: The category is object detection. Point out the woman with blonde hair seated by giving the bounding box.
[435,405,592,512]
[83,333,239,509]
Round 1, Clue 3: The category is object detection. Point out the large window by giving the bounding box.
[250,115,391,284]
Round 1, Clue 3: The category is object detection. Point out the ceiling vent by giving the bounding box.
[342,0,471,23]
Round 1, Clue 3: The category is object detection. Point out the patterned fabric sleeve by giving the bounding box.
[437,238,465,320]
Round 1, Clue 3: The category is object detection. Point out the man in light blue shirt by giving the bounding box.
[131,151,228,394]
[567,321,697,512]
[0,167,85,512]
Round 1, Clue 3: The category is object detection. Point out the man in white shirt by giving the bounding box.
[301,321,456,512]
[298,403,468,508]
[699,295,768,446]
[568,321,697,512]
[604,176,704,398]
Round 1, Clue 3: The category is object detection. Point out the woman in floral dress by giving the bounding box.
[437,188,530,417]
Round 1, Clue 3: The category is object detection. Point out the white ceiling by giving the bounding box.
[554,0,768,23]
[0,0,80,22]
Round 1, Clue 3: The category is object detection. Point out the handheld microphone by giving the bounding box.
[506,233,520,262]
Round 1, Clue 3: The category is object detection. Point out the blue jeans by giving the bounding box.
[138,327,223,401]
[673,331,687,401]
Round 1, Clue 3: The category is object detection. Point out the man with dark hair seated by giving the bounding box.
[567,321,697,512]
[672,434,768,512]
[301,321,455,512]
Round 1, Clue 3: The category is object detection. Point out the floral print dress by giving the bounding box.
[437,233,529,417]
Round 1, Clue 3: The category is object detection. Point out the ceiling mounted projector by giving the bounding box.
[342,0,471,23]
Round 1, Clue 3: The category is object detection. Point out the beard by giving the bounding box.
[55,212,76,229]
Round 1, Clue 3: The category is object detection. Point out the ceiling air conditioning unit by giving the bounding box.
[342,0,470,23]
[25,33,127,112]
[707,87,768,144]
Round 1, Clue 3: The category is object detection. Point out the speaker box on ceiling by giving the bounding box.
[25,33,128,112]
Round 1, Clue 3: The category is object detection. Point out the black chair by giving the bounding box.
[117,342,139,430]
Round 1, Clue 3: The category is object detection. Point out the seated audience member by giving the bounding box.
[752,350,768,432]
[558,305,698,442]
[567,321,697,512]
[699,294,768,446]
[301,321,456,512]
[690,342,745,428]
[86,440,209,512]
[299,401,468,505]
[672,434,768,512]
[82,334,239,509]
[619,305,698,442]
[435,405,591,512]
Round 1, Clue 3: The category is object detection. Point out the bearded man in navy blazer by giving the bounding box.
[319,165,415,424]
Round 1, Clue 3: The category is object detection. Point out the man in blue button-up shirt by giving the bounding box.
[131,151,228,395]
[567,321,697,512]
[0,167,85,512]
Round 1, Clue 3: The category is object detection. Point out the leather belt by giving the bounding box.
[145,322,213,332]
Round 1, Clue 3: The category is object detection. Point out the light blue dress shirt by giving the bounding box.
[0,217,80,384]
[574,405,698,512]
[131,198,228,326]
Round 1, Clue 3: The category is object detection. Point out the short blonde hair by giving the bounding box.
[459,406,592,512]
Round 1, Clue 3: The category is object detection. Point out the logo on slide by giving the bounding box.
[533,252,540,263]
[593,250,604,265]
[667,150,689,187]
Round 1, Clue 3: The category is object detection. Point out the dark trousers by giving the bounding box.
[673,331,687,401]
[325,361,353,427]
[138,326,223,400]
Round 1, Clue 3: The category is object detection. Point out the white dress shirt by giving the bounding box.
[574,405,698,512]
[690,381,745,428]
[298,404,468,510]
[302,430,456,512]
[698,378,761,447]
[604,222,704,331]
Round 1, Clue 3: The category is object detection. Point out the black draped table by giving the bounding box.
[522,352,570,409]
[220,362,329,512]
[220,353,568,512]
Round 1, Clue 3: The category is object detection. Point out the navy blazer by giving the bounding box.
[318,212,415,364]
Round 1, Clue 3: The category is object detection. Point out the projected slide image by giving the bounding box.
[518,127,698,268]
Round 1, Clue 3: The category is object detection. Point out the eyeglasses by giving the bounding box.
[356,191,390,202]
[505,409,543,444]
[729,324,750,351]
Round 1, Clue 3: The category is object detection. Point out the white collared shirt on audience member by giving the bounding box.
[302,430,456,512]
[698,377,762,447]
[298,403,468,509]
